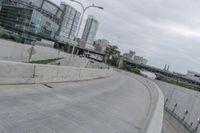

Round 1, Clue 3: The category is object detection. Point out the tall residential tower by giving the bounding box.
[82,15,99,49]
[57,2,81,43]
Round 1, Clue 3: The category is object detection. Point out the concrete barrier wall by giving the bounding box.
[0,39,69,62]
[155,80,200,133]
[130,75,164,133]
[0,61,113,85]
[80,68,110,80]
[145,81,164,133]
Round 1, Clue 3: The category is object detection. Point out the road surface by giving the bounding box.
[0,72,152,133]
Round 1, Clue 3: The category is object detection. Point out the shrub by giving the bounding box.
[156,74,200,91]
[122,64,141,75]
[1,32,9,39]
[0,32,22,43]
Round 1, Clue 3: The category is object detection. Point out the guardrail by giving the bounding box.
[156,80,200,133]
[164,102,200,133]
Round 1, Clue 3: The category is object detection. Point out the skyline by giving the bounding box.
[55,0,200,73]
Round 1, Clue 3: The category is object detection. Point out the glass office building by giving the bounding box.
[0,5,32,32]
[1,0,81,44]
[57,2,81,43]
[30,9,59,38]
[82,15,99,49]
[0,0,59,42]
[26,0,63,22]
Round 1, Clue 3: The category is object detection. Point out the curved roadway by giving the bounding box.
[0,72,152,133]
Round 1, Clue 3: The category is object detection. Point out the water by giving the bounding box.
[141,71,156,79]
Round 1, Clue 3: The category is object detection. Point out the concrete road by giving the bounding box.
[0,72,152,133]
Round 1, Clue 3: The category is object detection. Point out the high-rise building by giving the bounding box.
[57,2,81,43]
[0,2,59,43]
[27,0,63,20]
[0,0,61,43]
[123,50,148,65]
[123,50,136,61]
[133,56,148,65]
[93,39,110,53]
[82,15,99,49]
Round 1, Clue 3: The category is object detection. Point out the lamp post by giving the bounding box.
[172,103,177,113]
[68,0,103,65]
[164,98,168,107]
[182,109,188,121]
[195,118,200,132]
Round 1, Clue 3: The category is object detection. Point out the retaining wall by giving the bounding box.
[0,61,113,85]
[155,80,200,133]
[0,39,69,62]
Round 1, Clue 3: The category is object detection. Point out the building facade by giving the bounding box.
[186,71,200,82]
[133,56,148,65]
[123,50,136,61]
[30,9,59,38]
[93,39,110,53]
[57,2,81,44]
[77,38,86,48]
[0,4,33,33]
[123,50,148,65]
[0,0,60,43]
[24,0,63,23]
[82,16,99,49]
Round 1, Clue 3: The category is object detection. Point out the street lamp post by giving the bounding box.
[195,118,200,132]
[172,103,177,113]
[68,0,103,65]
[164,98,168,107]
[182,109,188,121]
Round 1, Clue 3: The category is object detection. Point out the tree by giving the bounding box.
[104,45,121,66]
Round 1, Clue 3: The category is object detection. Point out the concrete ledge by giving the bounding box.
[118,70,164,133]
[129,75,164,133]
[0,61,113,85]
[145,80,164,133]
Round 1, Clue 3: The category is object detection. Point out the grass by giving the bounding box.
[0,32,23,43]
[121,64,141,75]
[29,58,63,64]
[156,74,200,91]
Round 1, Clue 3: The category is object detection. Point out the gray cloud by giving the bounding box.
[54,0,200,73]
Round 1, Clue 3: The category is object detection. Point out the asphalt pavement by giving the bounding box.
[0,72,152,133]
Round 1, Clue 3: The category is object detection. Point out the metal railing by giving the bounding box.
[164,103,200,133]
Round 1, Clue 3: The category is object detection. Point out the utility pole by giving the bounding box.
[28,41,36,62]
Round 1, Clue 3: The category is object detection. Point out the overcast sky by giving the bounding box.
[53,0,200,74]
